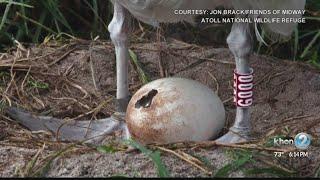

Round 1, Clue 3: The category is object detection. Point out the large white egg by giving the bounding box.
[126,77,225,144]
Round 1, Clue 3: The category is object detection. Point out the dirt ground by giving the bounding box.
[0,38,320,177]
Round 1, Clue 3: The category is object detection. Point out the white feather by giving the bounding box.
[112,0,306,40]
[232,0,306,42]
[113,0,231,26]
[248,0,306,37]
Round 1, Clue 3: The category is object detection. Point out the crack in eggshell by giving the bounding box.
[135,89,158,109]
[126,86,184,144]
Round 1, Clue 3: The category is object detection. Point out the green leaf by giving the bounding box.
[97,145,117,154]
[0,0,12,32]
[215,150,253,177]
[0,71,10,78]
[125,139,169,177]
[33,11,47,43]
[32,144,76,177]
[189,152,212,168]
[83,0,108,30]
[16,12,56,35]
[129,49,151,84]
[308,51,320,68]
[40,0,73,34]
[0,0,33,8]
[110,174,129,178]
[214,155,251,177]
[293,27,299,61]
[300,30,320,59]
[315,165,320,177]
[27,79,49,89]
[23,146,43,177]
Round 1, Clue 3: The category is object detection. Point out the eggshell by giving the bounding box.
[126,77,225,144]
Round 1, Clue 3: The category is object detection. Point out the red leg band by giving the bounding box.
[233,68,253,107]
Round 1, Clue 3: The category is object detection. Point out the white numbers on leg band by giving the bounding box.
[233,68,254,107]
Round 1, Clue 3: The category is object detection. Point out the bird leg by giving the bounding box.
[216,21,253,144]
[108,1,131,114]
[108,1,132,139]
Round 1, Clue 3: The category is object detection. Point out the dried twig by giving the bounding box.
[48,47,77,66]
[156,27,168,78]
[258,157,296,174]
[207,71,219,95]
[152,141,294,153]
[222,97,234,104]
[89,44,98,91]
[64,79,89,99]
[21,66,31,95]
[132,45,234,66]
[157,146,212,175]
[50,97,91,110]
[169,51,235,65]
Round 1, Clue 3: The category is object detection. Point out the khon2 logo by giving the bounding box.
[273,132,311,150]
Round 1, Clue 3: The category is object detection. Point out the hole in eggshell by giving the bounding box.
[135,89,158,108]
